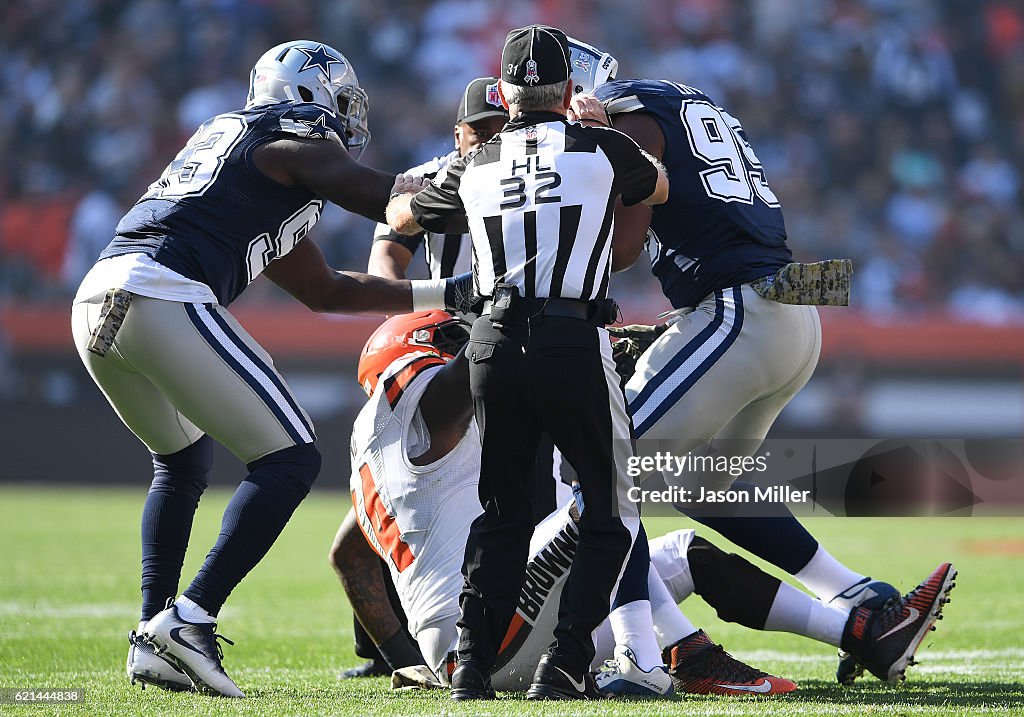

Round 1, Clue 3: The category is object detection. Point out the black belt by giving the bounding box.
[482,296,595,321]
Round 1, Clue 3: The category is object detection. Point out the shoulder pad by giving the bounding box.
[597,79,714,115]
[276,102,347,142]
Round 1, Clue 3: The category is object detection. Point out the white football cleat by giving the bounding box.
[142,605,244,698]
[126,629,193,691]
[595,645,673,698]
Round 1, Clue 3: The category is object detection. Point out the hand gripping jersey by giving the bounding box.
[349,352,481,638]
[372,151,473,279]
[595,79,793,308]
[102,101,348,306]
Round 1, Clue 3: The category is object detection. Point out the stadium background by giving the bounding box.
[0,0,1021,487]
[0,3,1022,715]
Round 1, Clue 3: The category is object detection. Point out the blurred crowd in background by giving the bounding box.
[2,0,1023,321]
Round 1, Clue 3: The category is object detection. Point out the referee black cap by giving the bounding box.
[456,77,509,125]
[501,25,570,87]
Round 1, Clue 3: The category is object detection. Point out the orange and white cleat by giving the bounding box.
[662,630,797,696]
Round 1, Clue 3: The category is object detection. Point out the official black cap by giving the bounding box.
[500,24,570,87]
[456,76,509,125]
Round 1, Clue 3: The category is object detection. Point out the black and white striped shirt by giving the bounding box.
[373,152,472,279]
[409,111,659,300]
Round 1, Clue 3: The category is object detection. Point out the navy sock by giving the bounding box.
[184,443,320,615]
[141,436,212,622]
[612,521,650,608]
[682,480,819,575]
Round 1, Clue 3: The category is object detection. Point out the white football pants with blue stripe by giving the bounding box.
[625,284,820,491]
[71,295,314,461]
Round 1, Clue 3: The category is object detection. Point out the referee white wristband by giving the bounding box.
[410,278,447,311]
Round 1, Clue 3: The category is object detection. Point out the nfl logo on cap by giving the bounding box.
[486,82,502,107]
[524,59,540,85]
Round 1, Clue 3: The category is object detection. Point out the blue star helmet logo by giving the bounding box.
[296,44,343,77]
[297,112,332,139]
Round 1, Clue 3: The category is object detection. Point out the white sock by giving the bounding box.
[137,621,148,633]
[174,595,215,624]
[764,582,848,647]
[608,600,664,671]
[794,544,868,602]
[649,570,697,651]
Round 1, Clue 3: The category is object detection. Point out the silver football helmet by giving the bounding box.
[247,40,370,159]
[566,37,618,95]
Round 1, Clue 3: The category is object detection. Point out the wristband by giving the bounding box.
[410,278,447,311]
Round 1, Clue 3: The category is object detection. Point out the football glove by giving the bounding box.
[609,322,668,386]
[443,272,484,315]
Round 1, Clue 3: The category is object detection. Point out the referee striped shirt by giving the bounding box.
[373,151,472,279]
[409,111,659,300]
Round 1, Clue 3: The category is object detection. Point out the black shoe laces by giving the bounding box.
[684,642,768,683]
[195,624,235,664]
[873,590,917,635]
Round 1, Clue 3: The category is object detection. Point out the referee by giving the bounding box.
[387,24,668,700]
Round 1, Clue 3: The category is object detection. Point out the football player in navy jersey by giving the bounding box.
[569,80,955,686]
[71,40,466,697]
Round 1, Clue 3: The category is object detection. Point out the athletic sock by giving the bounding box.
[794,544,868,602]
[174,595,215,624]
[764,582,848,647]
[141,436,212,622]
[183,443,320,615]
[648,564,696,649]
[608,600,664,672]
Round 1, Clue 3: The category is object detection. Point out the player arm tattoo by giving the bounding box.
[329,508,406,647]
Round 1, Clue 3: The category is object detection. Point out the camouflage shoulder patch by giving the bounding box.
[750,259,852,306]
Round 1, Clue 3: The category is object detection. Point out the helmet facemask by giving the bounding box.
[566,36,618,95]
[247,40,371,158]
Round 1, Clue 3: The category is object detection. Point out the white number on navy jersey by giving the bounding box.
[246,200,323,282]
[679,100,780,207]
[144,115,249,200]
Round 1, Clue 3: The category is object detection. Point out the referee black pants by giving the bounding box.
[457,313,639,674]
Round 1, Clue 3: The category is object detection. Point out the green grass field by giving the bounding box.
[1,484,1022,716]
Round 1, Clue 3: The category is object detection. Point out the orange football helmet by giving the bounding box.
[357,311,471,397]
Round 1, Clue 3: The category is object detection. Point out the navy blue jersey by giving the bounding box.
[595,79,792,308]
[103,102,347,306]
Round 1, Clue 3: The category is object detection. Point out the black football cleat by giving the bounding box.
[337,658,391,680]
[450,661,495,700]
[526,653,604,700]
[840,562,956,683]
[834,579,901,685]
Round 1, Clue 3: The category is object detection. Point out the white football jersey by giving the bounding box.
[350,351,481,637]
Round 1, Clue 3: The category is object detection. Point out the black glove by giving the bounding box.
[609,323,668,386]
[443,272,483,315]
